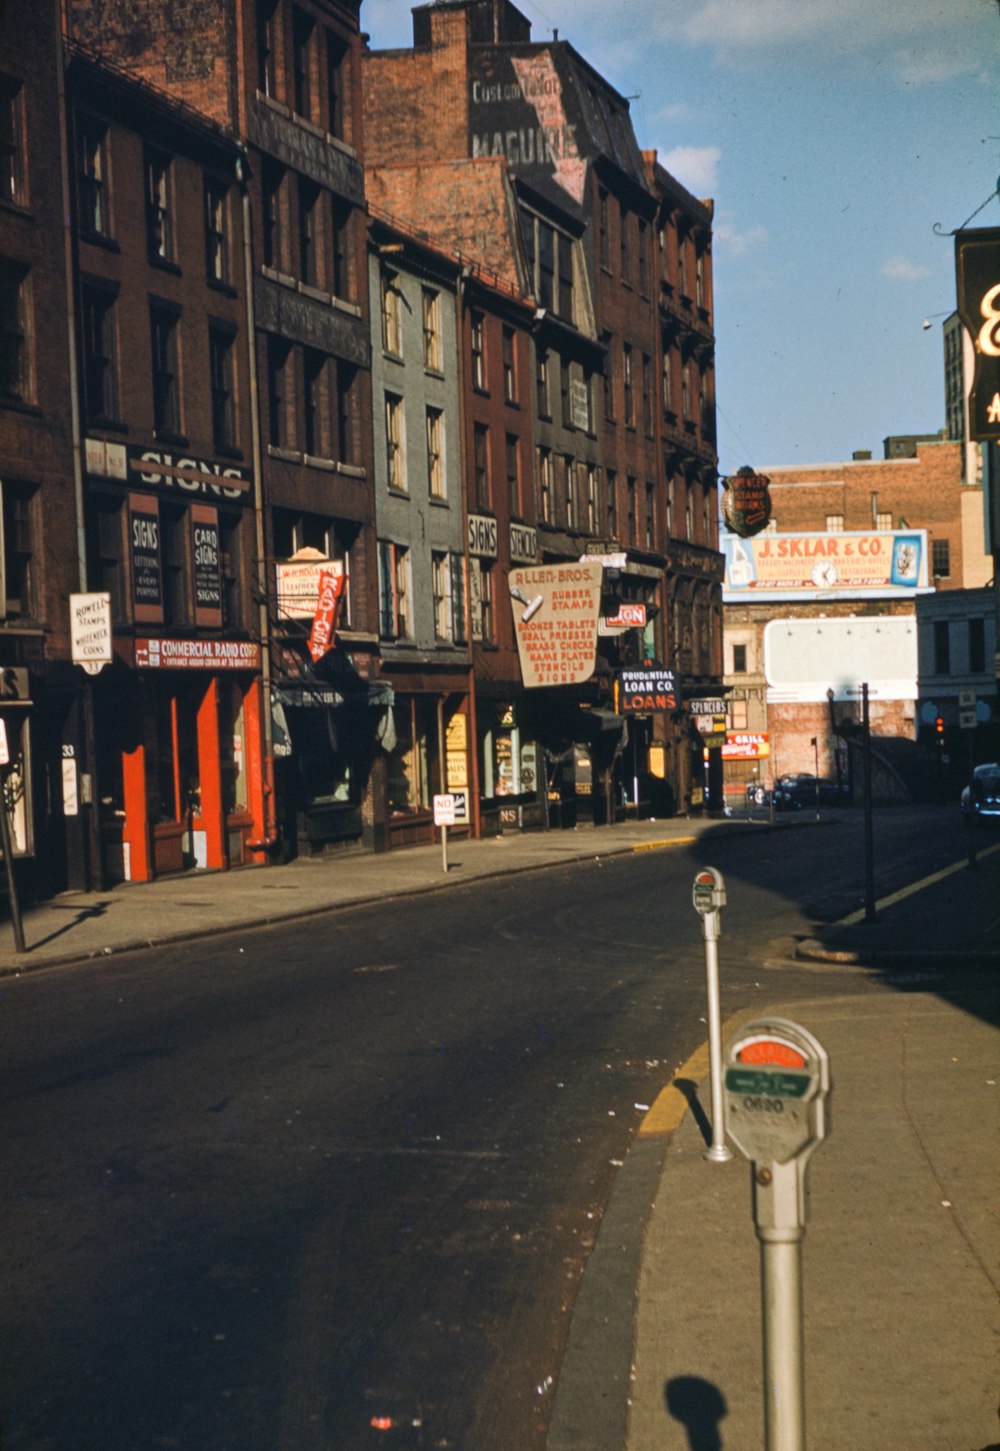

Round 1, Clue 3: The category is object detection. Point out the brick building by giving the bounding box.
[0,0,84,896]
[364,0,725,818]
[721,436,992,799]
[68,0,385,859]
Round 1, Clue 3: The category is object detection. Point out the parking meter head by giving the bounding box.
[692,866,726,916]
[724,1017,830,1166]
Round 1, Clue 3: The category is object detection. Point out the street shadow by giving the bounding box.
[665,1376,728,1451]
[28,900,112,951]
[673,1078,713,1148]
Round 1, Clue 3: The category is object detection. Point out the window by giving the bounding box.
[536,347,550,416]
[262,159,285,271]
[681,360,692,420]
[257,0,279,97]
[422,287,442,370]
[620,208,630,284]
[432,551,452,641]
[76,115,109,238]
[298,175,319,286]
[335,359,358,465]
[219,512,243,628]
[584,465,598,534]
[563,456,577,530]
[266,335,292,447]
[603,338,615,421]
[502,326,517,402]
[93,497,124,621]
[933,619,950,675]
[0,260,30,404]
[1,75,25,207]
[471,310,486,390]
[662,347,673,413]
[642,354,653,436]
[332,196,352,299]
[607,469,617,537]
[385,393,405,490]
[623,344,634,426]
[678,236,688,297]
[426,406,445,498]
[626,476,637,544]
[638,219,649,295]
[598,188,610,269]
[558,236,573,320]
[696,250,707,308]
[645,482,655,549]
[381,270,402,355]
[728,697,749,730]
[451,554,466,644]
[875,511,892,531]
[0,482,35,618]
[733,642,747,673]
[505,434,520,515]
[969,616,986,673]
[378,540,412,641]
[932,538,950,578]
[81,282,118,422]
[145,148,174,263]
[826,514,844,533]
[160,503,189,626]
[150,305,181,438]
[538,221,554,310]
[204,177,229,285]
[474,423,490,510]
[302,347,327,457]
[470,557,493,643]
[292,6,315,121]
[560,358,570,428]
[209,326,237,452]
[536,446,553,524]
[326,31,349,139]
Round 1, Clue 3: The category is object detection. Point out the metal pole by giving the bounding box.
[703,910,732,1163]
[811,736,819,820]
[441,823,448,875]
[759,1228,806,1451]
[0,772,26,953]
[966,732,977,870]
[862,684,875,923]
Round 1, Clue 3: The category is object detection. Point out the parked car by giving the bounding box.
[960,763,1000,821]
[773,774,848,811]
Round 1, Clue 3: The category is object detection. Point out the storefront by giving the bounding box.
[383,682,472,846]
[94,640,265,882]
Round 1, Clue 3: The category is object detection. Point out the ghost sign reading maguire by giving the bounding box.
[509,562,602,688]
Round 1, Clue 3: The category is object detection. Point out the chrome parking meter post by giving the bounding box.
[724,1019,831,1451]
[692,868,732,1163]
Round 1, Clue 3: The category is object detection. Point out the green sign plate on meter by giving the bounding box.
[726,1068,810,1099]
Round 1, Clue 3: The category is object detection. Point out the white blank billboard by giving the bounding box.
[764,616,917,702]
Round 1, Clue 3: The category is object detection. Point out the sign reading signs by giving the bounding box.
[192,504,222,627]
[955,226,1000,442]
[616,668,678,714]
[724,529,928,598]
[508,562,602,688]
[129,494,163,619]
[721,468,772,538]
[468,513,499,558]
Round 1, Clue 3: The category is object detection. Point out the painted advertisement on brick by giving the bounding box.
[470,50,587,205]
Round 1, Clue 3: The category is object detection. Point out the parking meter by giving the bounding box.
[725,1017,829,1230]
[725,1018,830,1451]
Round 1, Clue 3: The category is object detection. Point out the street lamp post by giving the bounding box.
[810,735,819,819]
[826,688,843,796]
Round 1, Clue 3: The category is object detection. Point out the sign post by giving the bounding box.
[692,867,732,1162]
[724,1018,831,1451]
[433,793,457,874]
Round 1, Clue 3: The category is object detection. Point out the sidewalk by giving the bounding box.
[550,846,1000,1451]
[0,812,748,974]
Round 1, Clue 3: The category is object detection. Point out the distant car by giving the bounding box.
[960,763,1000,821]
[772,774,848,811]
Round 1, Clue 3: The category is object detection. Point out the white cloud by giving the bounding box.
[661,145,721,196]
[715,220,769,256]
[881,256,931,284]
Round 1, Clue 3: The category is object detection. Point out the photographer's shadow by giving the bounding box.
[665,1376,728,1451]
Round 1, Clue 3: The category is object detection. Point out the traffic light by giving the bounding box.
[934,716,945,747]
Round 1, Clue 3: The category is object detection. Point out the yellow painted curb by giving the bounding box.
[638,1010,757,1139]
[631,836,698,853]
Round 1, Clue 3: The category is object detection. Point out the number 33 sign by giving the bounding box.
[956,227,1000,442]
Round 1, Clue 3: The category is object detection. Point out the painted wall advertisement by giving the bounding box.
[508,562,602,687]
[723,529,929,599]
[469,49,588,204]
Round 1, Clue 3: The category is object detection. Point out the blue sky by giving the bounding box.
[363,0,1000,475]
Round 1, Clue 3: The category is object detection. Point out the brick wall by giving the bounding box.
[363,7,471,167]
